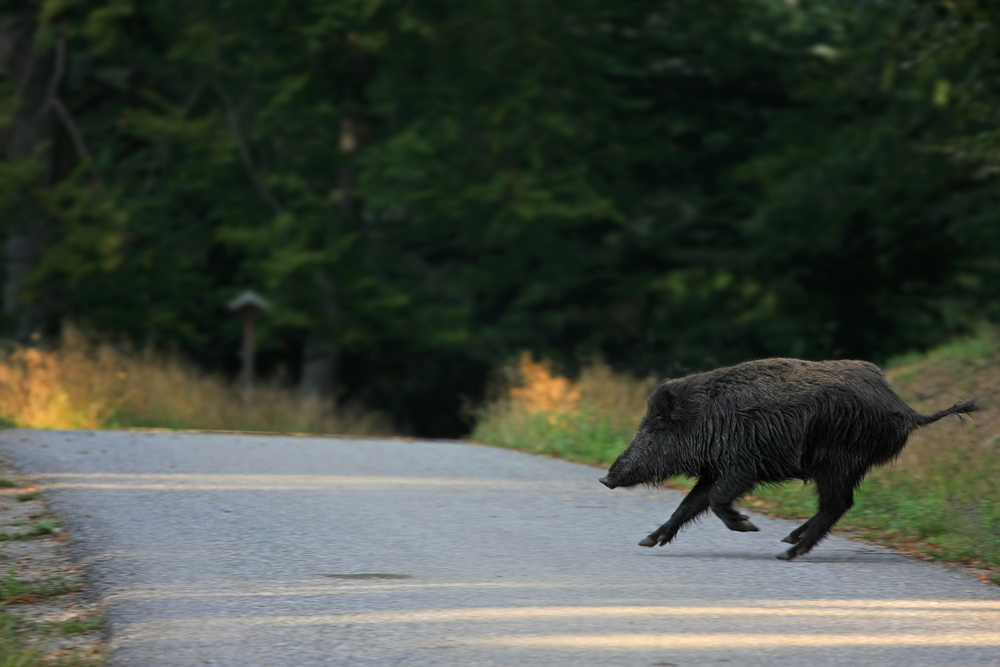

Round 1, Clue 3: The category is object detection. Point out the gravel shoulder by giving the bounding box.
[0,454,105,664]
[1,428,999,667]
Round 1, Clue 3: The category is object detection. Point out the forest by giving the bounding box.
[2,0,1000,437]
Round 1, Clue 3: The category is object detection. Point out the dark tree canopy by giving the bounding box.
[1,0,998,436]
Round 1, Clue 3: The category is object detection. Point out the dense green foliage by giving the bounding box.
[2,0,999,435]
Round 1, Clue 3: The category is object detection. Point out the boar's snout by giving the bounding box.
[601,427,660,490]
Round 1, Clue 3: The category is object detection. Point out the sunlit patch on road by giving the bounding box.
[475,631,1000,649]
[109,599,1000,656]
[36,473,544,491]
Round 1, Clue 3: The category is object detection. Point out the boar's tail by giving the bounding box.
[915,399,980,427]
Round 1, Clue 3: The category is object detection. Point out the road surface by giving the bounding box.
[1,429,998,666]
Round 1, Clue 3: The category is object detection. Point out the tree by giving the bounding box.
[1,0,998,435]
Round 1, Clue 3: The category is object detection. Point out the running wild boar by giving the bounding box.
[599,358,978,560]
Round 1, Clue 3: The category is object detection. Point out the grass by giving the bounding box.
[473,339,1000,576]
[0,482,15,490]
[13,495,35,504]
[474,353,655,464]
[41,618,104,635]
[0,614,36,667]
[0,572,27,606]
[0,524,59,543]
[0,325,392,435]
[29,524,55,537]
[0,571,101,666]
[0,571,75,606]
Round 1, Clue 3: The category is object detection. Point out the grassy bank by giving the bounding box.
[473,343,1000,581]
[0,327,391,436]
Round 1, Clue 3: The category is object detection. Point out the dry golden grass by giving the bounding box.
[494,352,654,424]
[473,353,655,462]
[509,352,583,419]
[0,327,391,435]
[573,358,657,431]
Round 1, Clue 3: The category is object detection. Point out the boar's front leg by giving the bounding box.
[708,475,760,533]
[639,476,713,547]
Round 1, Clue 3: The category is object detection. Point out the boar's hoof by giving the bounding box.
[781,533,800,544]
[638,535,658,547]
[775,548,799,561]
[731,519,760,532]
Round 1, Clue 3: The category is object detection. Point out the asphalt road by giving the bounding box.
[1,429,999,667]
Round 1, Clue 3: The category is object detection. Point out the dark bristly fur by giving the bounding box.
[598,358,979,560]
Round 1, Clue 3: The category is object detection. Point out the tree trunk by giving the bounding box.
[299,333,338,399]
[299,114,360,399]
[0,16,52,339]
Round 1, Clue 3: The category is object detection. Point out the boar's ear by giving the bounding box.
[649,381,675,413]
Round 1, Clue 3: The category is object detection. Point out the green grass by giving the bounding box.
[0,524,59,542]
[0,571,102,665]
[42,618,104,635]
[742,467,1000,568]
[0,570,75,605]
[887,331,998,369]
[14,494,36,504]
[30,523,55,536]
[473,407,633,465]
[0,571,26,605]
[0,613,37,667]
[0,610,104,667]
[0,481,16,489]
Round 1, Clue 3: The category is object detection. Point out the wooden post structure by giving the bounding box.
[228,291,270,401]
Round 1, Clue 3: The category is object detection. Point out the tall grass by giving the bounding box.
[0,327,391,435]
[473,342,1000,575]
[474,353,655,464]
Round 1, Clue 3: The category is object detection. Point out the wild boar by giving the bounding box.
[599,358,978,560]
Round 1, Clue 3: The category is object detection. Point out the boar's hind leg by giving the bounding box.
[639,476,713,547]
[781,518,812,544]
[708,476,760,533]
[777,479,855,561]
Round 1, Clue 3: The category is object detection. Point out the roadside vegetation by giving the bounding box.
[473,335,1000,583]
[0,462,105,665]
[0,567,105,667]
[0,327,391,435]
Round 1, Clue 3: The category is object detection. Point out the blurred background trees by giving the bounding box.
[1,0,998,436]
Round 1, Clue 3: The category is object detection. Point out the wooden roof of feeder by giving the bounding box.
[228,290,270,316]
